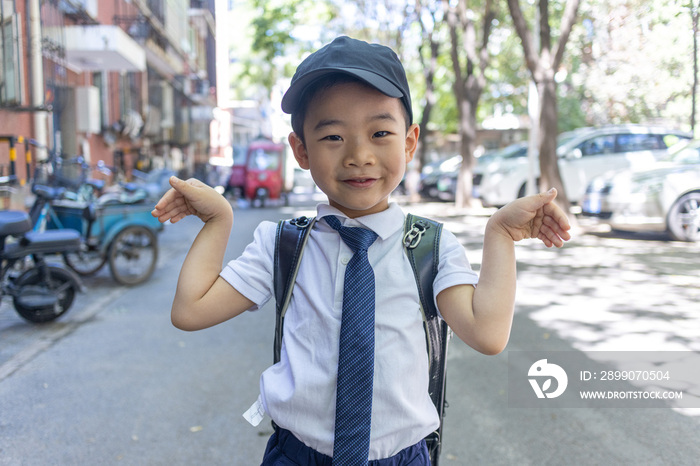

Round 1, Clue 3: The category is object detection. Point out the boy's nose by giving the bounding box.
[344,141,376,167]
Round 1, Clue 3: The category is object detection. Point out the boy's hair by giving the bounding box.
[282,36,413,145]
[290,73,412,145]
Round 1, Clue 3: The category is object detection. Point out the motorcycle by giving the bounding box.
[0,210,83,323]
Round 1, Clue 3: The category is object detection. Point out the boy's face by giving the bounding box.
[289,81,419,218]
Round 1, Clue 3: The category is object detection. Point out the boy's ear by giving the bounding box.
[288,132,310,169]
[404,123,420,163]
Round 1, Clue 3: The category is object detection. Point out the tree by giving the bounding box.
[570,0,693,129]
[507,0,581,215]
[230,0,337,101]
[442,0,496,208]
[414,0,442,169]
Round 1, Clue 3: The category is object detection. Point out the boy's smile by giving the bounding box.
[289,81,419,218]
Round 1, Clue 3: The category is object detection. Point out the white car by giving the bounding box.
[581,139,700,241]
[474,125,692,207]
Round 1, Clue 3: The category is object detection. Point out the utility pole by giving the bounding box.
[28,0,48,161]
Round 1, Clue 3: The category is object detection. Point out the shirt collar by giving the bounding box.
[316,203,405,241]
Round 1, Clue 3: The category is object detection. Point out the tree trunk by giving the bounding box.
[417,87,434,170]
[443,0,493,209]
[507,0,580,218]
[416,6,440,169]
[538,77,567,203]
[455,96,478,208]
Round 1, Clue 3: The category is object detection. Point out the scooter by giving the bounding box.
[0,210,83,323]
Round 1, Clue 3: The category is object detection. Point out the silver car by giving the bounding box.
[581,140,700,241]
[475,125,692,207]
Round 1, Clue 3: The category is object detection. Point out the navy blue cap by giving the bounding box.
[281,36,413,124]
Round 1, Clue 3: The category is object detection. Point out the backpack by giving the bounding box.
[273,214,449,466]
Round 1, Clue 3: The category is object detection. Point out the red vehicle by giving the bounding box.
[224,146,247,198]
[238,138,294,206]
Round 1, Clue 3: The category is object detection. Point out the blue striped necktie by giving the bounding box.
[325,215,378,466]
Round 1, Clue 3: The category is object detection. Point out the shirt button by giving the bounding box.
[341,256,350,265]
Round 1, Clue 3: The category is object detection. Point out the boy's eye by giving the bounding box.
[321,135,343,142]
[373,131,391,138]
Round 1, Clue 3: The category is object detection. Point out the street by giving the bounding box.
[1,195,699,465]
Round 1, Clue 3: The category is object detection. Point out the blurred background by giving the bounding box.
[1,2,700,464]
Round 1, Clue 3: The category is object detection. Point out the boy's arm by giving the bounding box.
[438,189,571,355]
[152,177,254,331]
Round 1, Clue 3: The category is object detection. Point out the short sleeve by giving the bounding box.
[219,220,277,311]
[432,228,479,308]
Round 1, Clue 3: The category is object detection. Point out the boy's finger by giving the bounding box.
[539,187,557,204]
[152,191,179,214]
[169,176,190,195]
[542,216,571,243]
[544,204,571,228]
[169,175,183,187]
[520,188,557,211]
[169,176,200,197]
[543,214,571,237]
[170,176,207,200]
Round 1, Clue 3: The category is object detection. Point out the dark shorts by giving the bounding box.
[261,427,430,466]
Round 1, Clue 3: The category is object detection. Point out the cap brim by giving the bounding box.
[281,67,404,114]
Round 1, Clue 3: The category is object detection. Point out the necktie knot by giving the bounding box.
[325,215,378,253]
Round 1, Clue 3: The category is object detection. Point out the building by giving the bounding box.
[0,0,217,190]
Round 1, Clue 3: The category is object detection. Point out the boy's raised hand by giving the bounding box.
[488,188,572,248]
[151,176,232,224]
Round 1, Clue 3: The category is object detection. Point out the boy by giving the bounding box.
[152,36,570,465]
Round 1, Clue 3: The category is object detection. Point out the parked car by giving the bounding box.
[474,125,692,207]
[580,139,700,241]
[471,142,528,199]
[419,142,528,202]
[419,154,462,201]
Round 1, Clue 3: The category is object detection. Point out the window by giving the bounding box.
[616,133,664,152]
[120,72,142,115]
[579,135,616,156]
[92,71,108,130]
[0,10,22,106]
[247,149,280,171]
[671,145,700,165]
[662,134,687,148]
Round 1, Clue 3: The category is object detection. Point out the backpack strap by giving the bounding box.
[403,213,447,466]
[273,215,316,364]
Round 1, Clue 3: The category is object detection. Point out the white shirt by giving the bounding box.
[220,203,478,459]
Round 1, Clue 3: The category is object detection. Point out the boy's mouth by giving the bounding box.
[343,177,377,188]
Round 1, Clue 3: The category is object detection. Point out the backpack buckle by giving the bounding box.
[403,220,430,249]
[290,216,311,228]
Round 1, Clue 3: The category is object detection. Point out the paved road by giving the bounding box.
[1,196,698,465]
